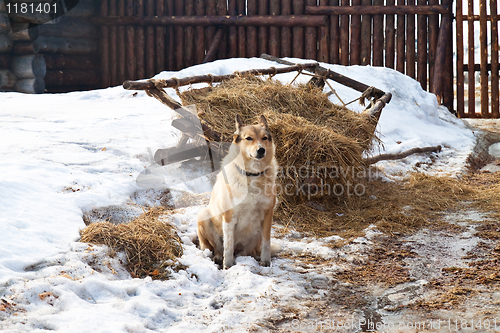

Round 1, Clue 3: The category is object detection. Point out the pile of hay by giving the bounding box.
[180,75,379,203]
[80,207,182,279]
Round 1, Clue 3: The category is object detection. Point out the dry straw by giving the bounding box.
[80,207,182,279]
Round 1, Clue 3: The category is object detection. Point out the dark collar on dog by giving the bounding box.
[235,163,265,177]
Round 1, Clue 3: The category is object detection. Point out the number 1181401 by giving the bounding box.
[6,2,57,14]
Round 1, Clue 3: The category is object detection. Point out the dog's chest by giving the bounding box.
[232,192,271,233]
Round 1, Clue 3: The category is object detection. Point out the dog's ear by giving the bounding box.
[235,114,245,132]
[259,115,269,130]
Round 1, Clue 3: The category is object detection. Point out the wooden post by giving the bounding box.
[237,0,246,57]
[491,0,499,118]
[293,0,305,58]
[361,0,372,65]
[385,0,395,69]
[329,0,339,64]
[428,0,439,91]
[340,0,349,65]
[15,77,45,93]
[258,0,268,57]
[228,0,238,58]
[216,0,228,58]
[443,0,453,112]
[126,0,136,80]
[11,54,46,78]
[406,0,416,78]
[305,0,316,60]
[247,0,258,57]
[269,0,280,57]
[468,0,475,115]
[432,12,451,102]
[396,0,405,73]
[145,0,155,77]
[136,0,146,78]
[480,0,489,117]
[372,0,384,66]
[456,0,465,117]
[117,0,126,84]
[318,0,328,62]
[195,0,206,64]
[100,0,110,87]
[417,0,428,90]
[174,0,184,70]
[184,0,195,67]
[206,0,216,51]
[166,0,175,70]
[155,0,166,72]
[109,0,117,85]
[350,0,361,65]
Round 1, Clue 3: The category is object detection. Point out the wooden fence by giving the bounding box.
[92,0,454,112]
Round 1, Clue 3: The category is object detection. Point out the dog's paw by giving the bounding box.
[214,255,223,266]
[223,258,235,269]
[260,260,271,267]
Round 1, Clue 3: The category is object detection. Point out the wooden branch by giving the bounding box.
[260,53,385,98]
[361,92,392,127]
[203,27,225,63]
[364,145,442,164]
[305,4,450,15]
[123,62,319,90]
[90,15,328,27]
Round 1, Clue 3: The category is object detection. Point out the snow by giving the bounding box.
[0,58,475,331]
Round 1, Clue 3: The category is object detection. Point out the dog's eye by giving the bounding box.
[262,137,268,141]
[245,137,253,141]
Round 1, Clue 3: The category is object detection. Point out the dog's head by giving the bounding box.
[233,114,274,165]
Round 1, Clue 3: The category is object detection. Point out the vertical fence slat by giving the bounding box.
[456,0,465,117]
[480,0,489,117]
[237,0,246,57]
[318,0,329,62]
[329,0,340,64]
[372,0,383,66]
[293,0,305,58]
[305,0,317,60]
[360,0,372,65]
[228,0,238,58]
[491,0,499,117]
[258,0,268,56]
[468,0,475,115]
[406,0,416,78]
[340,0,350,65]
[126,0,136,79]
[166,0,174,70]
[155,0,165,74]
[216,0,228,58]
[109,0,117,85]
[428,0,438,91]
[269,0,280,57]
[247,0,258,57]
[350,0,361,65]
[443,0,454,111]
[184,0,195,67]
[281,0,292,57]
[136,0,146,78]
[385,0,395,69]
[117,0,126,84]
[206,0,216,51]
[195,0,205,64]
[174,0,184,69]
[396,0,406,72]
[146,0,155,77]
[100,0,110,87]
[417,0,427,89]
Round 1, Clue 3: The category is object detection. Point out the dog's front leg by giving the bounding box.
[223,218,236,269]
[260,206,274,267]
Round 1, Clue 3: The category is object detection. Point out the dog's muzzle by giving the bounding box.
[256,147,266,159]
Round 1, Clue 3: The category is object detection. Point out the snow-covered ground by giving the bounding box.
[0,58,476,332]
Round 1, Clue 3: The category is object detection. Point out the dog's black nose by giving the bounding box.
[256,148,266,158]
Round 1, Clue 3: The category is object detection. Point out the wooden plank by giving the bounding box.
[259,0,269,56]
[100,0,110,87]
[491,0,499,117]
[166,0,174,70]
[109,0,117,85]
[237,0,246,57]
[155,0,165,72]
[480,0,489,116]
[340,0,349,65]
[281,0,292,57]
[428,0,438,91]
[396,0,405,72]
[318,0,329,62]
[184,0,194,67]
[247,0,257,57]
[361,0,372,65]
[385,0,395,69]
[456,0,465,117]
[117,0,126,84]
[126,0,136,79]
[350,0,361,65]
[417,0,427,90]
[329,0,340,64]
[216,0,227,58]
[372,0,383,66]
[443,0,454,112]
[269,0,280,57]
[228,0,237,58]
[293,0,305,58]
[136,0,146,79]
[305,0,316,60]
[406,0,416,78]
[195,0,206,64]
[468,0,475,115]
[175,0,184,70]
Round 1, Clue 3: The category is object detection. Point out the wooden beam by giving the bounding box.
[306,4,450,15]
